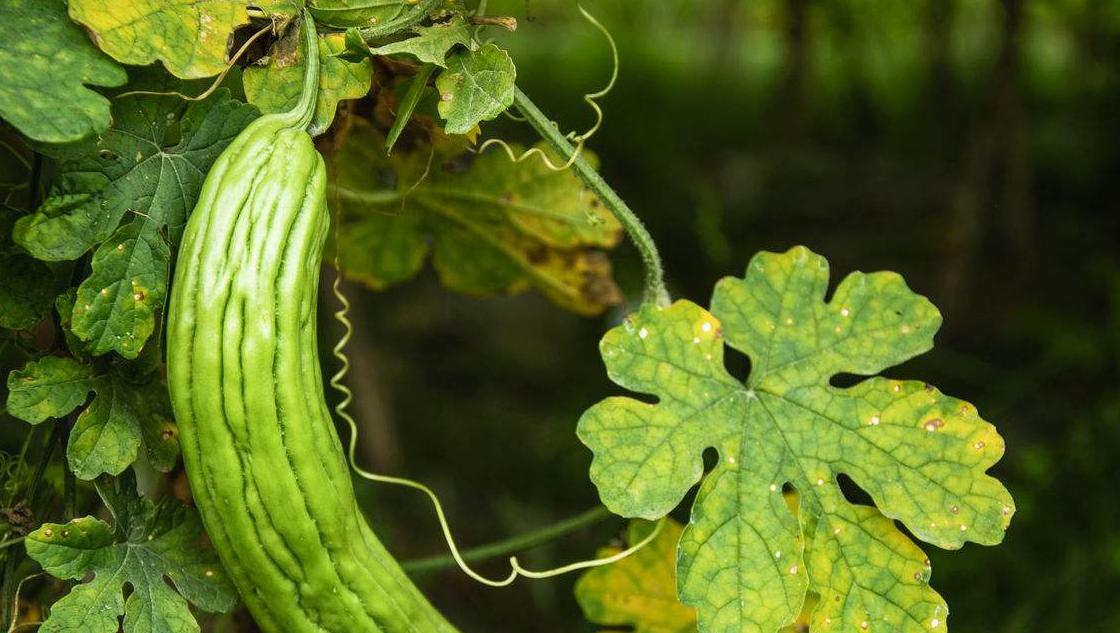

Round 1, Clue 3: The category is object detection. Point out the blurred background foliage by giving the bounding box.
[342,0,1118,631]
[3,0,1117,631]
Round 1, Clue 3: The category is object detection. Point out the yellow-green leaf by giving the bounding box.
[578,246,1014,633]
[244,29,372,135]
[0,0,127,143]
[330,119,623,315]
[576,519,697,633]
[68,0,250,78]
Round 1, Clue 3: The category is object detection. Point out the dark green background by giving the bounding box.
[350,1,1118,631]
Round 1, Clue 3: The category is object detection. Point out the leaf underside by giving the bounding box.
[578,246,1014,633]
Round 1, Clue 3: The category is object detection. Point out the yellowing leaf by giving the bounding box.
[578,246,1014,633]
[0,0,127,143]
[68,0,250,78]
[576,519,697,633]
[244,29,373,136]
[330,119,623,315]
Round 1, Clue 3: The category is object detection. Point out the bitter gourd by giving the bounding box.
[166,13,455,633]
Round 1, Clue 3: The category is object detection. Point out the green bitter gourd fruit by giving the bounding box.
[166,13,455,633]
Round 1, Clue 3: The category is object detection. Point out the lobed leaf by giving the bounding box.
[436,43,516,135]
[578,246,1014,633]
[14,73,258,358]
[6,357,179,480]
[68,0,250,79]
[363,14,472,67]
[330,119,623,314]
[26,479,236,633]
[0,0,127,143]
[575,519,698,633]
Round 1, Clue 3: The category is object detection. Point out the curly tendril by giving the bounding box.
[326,206,660,587]
[475,4,618,172]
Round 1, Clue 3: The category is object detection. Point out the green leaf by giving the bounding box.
[331,119,623,314]
[6,356,179,479]
[15,75,257,358]
[576,519,698,633]
[68,374,179,480]
[0,0,127,143]
[366,14,472,67]
[577,246,1015,633]
[26,482,236,633]
[244,29,373,136]
[6,356,96,424]
[67,0,251,79]
[72,217,170,358]
[436,43,516,135]
[386,63,437,153]
[0,253,57,329]
[308,0,415,28]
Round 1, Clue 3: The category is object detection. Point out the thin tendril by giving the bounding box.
[326,210,659,586]
[5,573,42,633]
[474,4,618,172]
[114,18,282,101]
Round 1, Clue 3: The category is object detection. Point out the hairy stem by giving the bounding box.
[401,506,616,574]
[512,87,670,306]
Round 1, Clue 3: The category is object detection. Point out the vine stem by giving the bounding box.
[512,86,670,307]
[400,506,615,574]
[0,538,22,551]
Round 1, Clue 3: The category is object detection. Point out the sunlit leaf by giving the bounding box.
[68,0,251,79]
[244,28,372,136]
[330,119,623,314]
[578,246,1014,632]
[0,0,127,144]
[436,43,516,135]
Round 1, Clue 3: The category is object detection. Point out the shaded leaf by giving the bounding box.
[244,28,372,136]
[0,0,127,143]
[68,375,179,480]
[14,74,257,358]
[577,246,1014,633]
[330,119,623,314]
[6,356,179,479]
[0,253,57,329]
[575,519,697,633]
[68,0,250,79]
[436,43,516,134]
[26,480,236,633]
[309,0,416,28]
[364,14,471,67]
